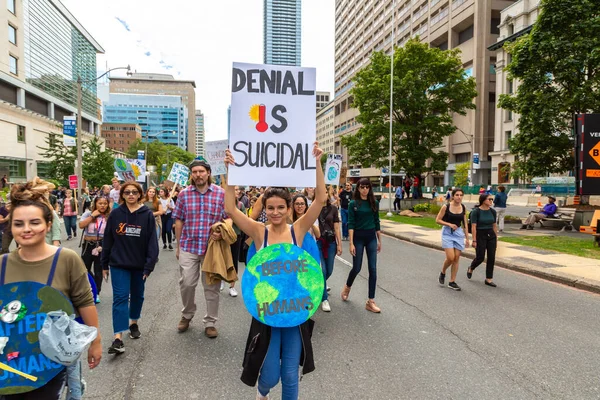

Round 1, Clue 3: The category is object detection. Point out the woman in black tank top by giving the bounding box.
[435,188,470,291]
[224,143,327,400]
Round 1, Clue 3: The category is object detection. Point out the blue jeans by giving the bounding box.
[64,215,77,237]
[346,229,378,299]
[340,208,349,238]
[258,327,302,400]
[111,267,146,334]
[66,361,84,400]
[321,241,336,301]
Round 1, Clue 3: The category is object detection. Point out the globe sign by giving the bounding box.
[0,281,74,395]
[242,243,324,328]
[327,166,338,181]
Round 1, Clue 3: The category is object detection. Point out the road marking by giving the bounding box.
[335,255,352,267]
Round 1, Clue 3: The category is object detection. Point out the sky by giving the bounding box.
[62,0,335,142]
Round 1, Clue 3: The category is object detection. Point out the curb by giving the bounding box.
[381,229,600,295]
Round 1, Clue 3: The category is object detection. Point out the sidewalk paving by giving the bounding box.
[380,219,600,294]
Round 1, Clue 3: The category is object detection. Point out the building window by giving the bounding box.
[17,125,25,143]
[455,153,470,163]
[8,24,16,44]
[506,110,513,121]
[8,55,17,75]
[491,18,500,35]
[458,25,474,44]
[37,161,52,179]
[1,158,26,180]
[505,130,512,150]
[7,0,15,14]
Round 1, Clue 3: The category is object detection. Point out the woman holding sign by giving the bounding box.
[224,143,326,400]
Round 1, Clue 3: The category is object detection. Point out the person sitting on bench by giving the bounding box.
[521,196,557,230]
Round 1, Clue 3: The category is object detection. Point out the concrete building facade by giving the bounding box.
[101,123,142,153]
[0,0,104,182]
[195,110,206,158]
[264,0,302,66]
[316,91,331,112]
[489,0,540,184]
[109,73,197,154]
[334,0,516,187]
[316,101,335,155]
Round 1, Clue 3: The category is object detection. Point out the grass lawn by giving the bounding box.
[380,212,441,230]
[499,236,600,260]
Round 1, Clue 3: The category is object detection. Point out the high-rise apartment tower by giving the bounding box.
[264,0,302,66]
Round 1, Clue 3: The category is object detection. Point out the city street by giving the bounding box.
[57,232,600,399]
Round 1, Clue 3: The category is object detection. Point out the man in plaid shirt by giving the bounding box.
[173,159,232,338]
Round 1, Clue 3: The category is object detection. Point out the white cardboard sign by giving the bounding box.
[166,162,190,187]
[324,154,342,186]
[205,140,229,176]
[228,62,317,187]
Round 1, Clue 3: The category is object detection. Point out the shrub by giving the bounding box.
[413,203,430,212]
[428,203,442,214]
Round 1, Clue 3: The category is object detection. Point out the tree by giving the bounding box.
[454,162,470,187]
[498,0,600,181]
[126,139,196,178]
[37,133,82,186]
[82,136,115,188]
[342,38,477,179]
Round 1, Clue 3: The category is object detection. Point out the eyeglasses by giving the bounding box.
[359,185,370,189]
[123,190,139,196]
[294,202,306,206]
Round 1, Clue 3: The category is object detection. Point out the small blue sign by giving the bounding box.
[137,150,145,160]
[473,153,480,165]
[63,117,76,138]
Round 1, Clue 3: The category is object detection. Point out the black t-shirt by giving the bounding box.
[319,205,340,233]
[339,190,353,210]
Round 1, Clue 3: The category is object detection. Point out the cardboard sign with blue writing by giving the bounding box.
[242,243,323,328]
[324,154,342,186]
[0,281,74,395]
[166,162,190,187]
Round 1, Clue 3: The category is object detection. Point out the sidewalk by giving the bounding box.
[380,219,600,294]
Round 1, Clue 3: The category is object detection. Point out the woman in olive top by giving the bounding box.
[467,194,499,287]
[341,178,382,313]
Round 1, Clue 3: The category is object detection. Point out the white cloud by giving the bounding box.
[62,0,334,143]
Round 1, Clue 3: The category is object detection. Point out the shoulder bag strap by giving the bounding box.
[290,225,298,246]
[47,247,62,286]
[0,254,7,286]
[263,227,269,248]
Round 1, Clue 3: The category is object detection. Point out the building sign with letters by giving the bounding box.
[576,114,600,195]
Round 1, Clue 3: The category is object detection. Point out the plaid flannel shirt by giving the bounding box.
[172,184,228,256]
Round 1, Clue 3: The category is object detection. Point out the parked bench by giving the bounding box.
[524,207,575,232]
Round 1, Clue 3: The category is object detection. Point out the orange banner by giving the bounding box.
[586,169,600,178]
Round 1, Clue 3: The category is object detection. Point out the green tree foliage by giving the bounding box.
[126,139,196,178]
[83,136,115,188]
[342,39,477,178]
[498,0,600,180]
[454,162,470,187]
[37,133,81,186]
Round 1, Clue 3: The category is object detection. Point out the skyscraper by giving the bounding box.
[263,0,301,66]
[195,110,206,157]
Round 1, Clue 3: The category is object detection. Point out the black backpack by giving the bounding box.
[468,206,496,234]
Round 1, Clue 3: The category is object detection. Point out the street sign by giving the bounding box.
[137,150,145,160]
[63,116,76,147]
[68,175,78,189]
[576,114,600,195]
[473,153,480,169]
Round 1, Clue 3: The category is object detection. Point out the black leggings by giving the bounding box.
[1,368,66,400]
[470,229,497,279]
[230,233,244,273]
[161,214,174,245]
[81,240,103,294]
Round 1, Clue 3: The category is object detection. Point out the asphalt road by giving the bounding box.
[61,231,600,399]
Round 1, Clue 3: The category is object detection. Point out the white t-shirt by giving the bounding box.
[160,198,174,214]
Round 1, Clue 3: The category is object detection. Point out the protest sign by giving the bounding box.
[242,243,323,328]
[114,159,146,183]
[205,140,228,176]
[228,62,317,187]
[324,154,342,186]
[165,162,190,187]
[0,281,74,395]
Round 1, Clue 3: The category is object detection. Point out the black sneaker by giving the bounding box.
[129,323,141,339]
[448,282,461,291]
[168,244,173,251]
[108,338,125,354]
[163,244,167,250]
[438,272,445,285]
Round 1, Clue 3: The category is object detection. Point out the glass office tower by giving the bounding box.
[263,0,301,66]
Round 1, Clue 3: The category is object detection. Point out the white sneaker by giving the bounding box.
[256,388,269,400]
[321,300,331,312]
[229,287,238,297]
[220,281,225,292]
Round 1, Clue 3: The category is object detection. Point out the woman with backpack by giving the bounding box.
[436,188,470,291]
[467,194,499,287]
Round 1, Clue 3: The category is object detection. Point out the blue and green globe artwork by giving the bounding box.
[327,166,338,182]
[0,281,74,395]
[242,243,324,328]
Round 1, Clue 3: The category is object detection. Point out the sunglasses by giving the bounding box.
[487,198,494,201]
[124,190,139,196]
[359,185,370,189]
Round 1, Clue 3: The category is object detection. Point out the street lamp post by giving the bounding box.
[76,65,131,191]
[387,0,395,217]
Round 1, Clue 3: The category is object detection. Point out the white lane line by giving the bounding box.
[335,255,352,267]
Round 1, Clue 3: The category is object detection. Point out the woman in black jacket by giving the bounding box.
[101,181,159,355]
